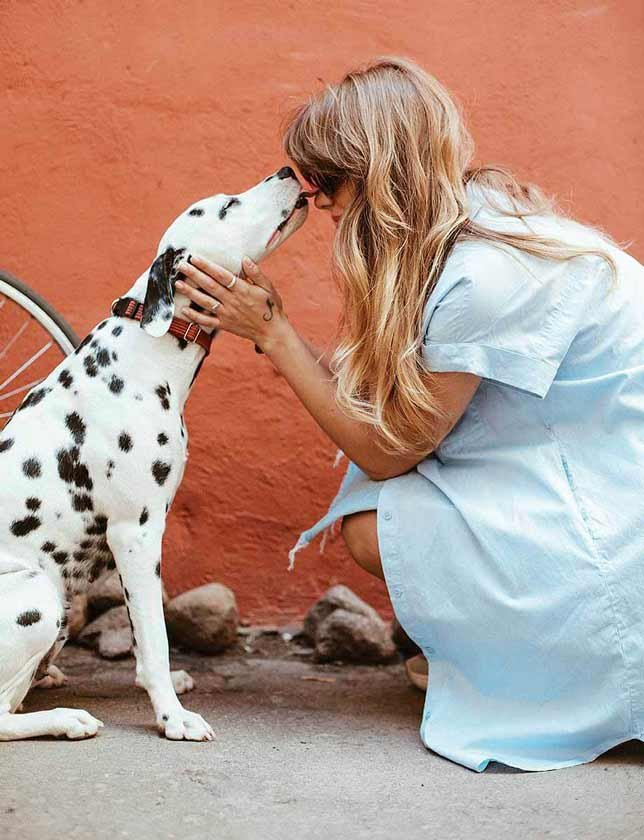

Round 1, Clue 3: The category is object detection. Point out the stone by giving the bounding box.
[304,585,397,665]
[77,605,133,659]
[315,608,397,665]
[87,570,170,619]
[165,583,238,654]
[87,572,124,618]
[303,584,382,642]
[66,594,88,640]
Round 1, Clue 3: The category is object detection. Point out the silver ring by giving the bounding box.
[209,299,221,313]
[226,274,238,290]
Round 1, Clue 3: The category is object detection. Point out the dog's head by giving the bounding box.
[141,166,309,337]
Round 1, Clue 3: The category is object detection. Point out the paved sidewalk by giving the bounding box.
[2,644,643,840]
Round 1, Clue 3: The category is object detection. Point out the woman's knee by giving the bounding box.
[341,511,383,579]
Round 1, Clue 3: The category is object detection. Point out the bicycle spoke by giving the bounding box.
[0,341,53,392]
[0,376,45,402]
[0,319,30,362]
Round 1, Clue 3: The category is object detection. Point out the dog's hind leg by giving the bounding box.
[0,566,102,741]
[107,521,213,741]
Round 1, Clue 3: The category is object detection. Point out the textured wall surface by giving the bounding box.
[1,1,642,620]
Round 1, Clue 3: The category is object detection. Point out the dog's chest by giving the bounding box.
[0,315,193,594]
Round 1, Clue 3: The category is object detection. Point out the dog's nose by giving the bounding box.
[276,166,297,181]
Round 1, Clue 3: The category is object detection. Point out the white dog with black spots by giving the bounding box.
[0,167,308,741]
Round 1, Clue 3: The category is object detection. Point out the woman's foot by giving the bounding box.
[405,654,429,691]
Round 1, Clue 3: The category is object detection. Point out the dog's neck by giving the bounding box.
[116,272,210,410]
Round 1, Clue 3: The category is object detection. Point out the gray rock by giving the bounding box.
[165,583,238,654]
[315,608,397,665]
[77,605,133,659]
[303,584,381,642]
[87,572,124,619]
[87,570,169,620]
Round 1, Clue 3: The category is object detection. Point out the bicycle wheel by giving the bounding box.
[0,269,80,429]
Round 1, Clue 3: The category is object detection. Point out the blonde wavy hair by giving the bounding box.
[283,56,620,457]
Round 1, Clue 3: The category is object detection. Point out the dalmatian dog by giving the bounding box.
[0,166,309,741]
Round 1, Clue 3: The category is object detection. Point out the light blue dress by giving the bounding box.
[291,184,644,772]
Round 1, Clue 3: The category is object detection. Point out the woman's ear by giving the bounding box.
[141,246,179,337]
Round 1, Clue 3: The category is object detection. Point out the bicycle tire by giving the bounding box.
[0,268,80,354]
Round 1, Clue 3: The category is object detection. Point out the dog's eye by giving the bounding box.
[219,197,241,220]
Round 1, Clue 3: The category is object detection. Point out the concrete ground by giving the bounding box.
[2,640,644,840]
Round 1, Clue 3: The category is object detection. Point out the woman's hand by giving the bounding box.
[175,255,287,351]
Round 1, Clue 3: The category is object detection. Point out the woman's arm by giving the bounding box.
[176,255,480,481]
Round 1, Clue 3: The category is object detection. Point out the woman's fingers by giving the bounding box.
[175,279,222,314]
[179,306,220,330]
[242,257,283,310]
[180,255,249,297]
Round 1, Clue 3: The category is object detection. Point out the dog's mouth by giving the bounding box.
[266,191,314,250]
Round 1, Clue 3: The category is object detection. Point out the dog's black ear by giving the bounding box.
[141,247,178,337]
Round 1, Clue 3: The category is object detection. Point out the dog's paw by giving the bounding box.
[34,665,69,690]
[158,708,214,742]
[171,670,195,695]
[50,708,104,739]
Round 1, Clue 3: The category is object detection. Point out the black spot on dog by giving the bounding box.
[109,375,124,395]
[189,206,205,216]
[66,412,86,446]
[73,493,94,512]
[155,561,161,577]
[155,383,171,411]
[88,558,106,583]
[73,550,87,563]
[52,550,68,564]
[106,557,116,570]
[58,369,73,389]
[111,351,118,362]
[10,515,41,537]
[118,432,132,452]
[16,609,41,627]
[134,393,143,402]
[96,347,111,367]
[0,438,14,453]
[83,355,99,377]
[97,320,108,330]
[157,433,168,446]
[112,325,123,337]
[57,447,93,491]
[41,541,56,553]
[80,539,93,549]
[139,507,149,525]
[151,461,171,486]
[219,197,240,220]
[75,333,93,355]
[23,458,41,479]
[18,387,49,412]
[25,497,41,511]
[177,338,188,351]
[86,515,107,535]
[162,714,169,722]
[60,613,68,629]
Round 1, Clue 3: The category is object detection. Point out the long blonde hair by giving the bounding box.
[283,56,620,456]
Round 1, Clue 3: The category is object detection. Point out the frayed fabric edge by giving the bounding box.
[288,535,309,572]
[288,519,338,571]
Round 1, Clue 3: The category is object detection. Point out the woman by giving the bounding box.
[175,57,644,772]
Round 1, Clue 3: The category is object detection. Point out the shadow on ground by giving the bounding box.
[3,643,644,840]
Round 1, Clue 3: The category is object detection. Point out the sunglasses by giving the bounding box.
[306,172,345,198]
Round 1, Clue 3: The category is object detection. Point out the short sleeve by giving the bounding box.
[421,243,605,398]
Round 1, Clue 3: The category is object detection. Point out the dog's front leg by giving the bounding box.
[107,522,214,742]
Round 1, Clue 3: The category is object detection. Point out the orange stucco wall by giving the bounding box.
[1,1,642,621]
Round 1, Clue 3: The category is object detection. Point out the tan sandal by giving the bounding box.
[404,654,429,691]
